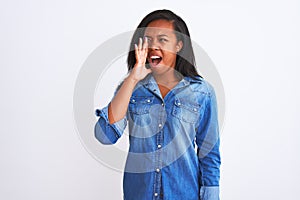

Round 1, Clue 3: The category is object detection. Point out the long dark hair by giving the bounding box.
[127,9,201,79]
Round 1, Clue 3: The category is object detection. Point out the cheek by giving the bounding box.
[162,44,177,53]
[162,51,177,63]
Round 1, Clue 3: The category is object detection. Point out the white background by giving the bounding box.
[1,0,300,199]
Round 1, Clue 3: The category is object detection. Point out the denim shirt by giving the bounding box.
[94,74,221,200]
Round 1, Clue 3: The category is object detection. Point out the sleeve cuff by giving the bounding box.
[200,186,219,200]
[95,106,127,139]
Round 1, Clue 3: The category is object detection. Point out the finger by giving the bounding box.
[142,37,148,51]
[134,44,139,59]
[143,49,148,63]
[138,37,143,50]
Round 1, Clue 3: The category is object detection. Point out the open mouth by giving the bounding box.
[148,55,162,67]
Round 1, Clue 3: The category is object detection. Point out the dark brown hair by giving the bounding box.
[127,9,201,79]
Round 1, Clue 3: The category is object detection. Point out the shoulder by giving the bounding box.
[184,76,215,97]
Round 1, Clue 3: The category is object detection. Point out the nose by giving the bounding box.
[148,39,160,50]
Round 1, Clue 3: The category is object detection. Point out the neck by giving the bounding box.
[153,70,183,85]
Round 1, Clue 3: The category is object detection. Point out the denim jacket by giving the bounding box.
[94,74,221,200]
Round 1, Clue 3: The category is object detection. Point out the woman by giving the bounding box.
[95,9,220,200]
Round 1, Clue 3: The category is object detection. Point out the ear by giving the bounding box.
[176,40,183,53]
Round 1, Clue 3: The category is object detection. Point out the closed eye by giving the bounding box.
[146,37,152,43]
[159,38,168,42]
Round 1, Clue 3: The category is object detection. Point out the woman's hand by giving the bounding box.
[128,37,152,82]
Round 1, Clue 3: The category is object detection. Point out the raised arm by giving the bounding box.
[95,37,151,144]
[109,37,151,123]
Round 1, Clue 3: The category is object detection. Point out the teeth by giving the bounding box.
[151,56,161,59]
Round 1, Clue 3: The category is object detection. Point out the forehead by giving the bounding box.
[144,19,175,36]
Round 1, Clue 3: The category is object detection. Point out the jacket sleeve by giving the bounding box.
[196,83,221,200]
[94,82,128,144]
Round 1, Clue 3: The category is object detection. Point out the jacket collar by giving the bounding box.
[140,73,203,88]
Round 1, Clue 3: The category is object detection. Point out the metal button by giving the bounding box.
[154,193,158,197]
[132,99,135,103]
[147,99,151,103]
[158,124,162,128]
[177,102,181,106]
[193,108,197,111]
[161,103,164,106]
[157,144,162,149]
[156,168,160,173]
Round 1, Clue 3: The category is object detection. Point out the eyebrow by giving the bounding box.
[157,34,169,37]
[144,34,169,38]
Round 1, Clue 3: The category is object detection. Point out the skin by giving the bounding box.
[108,19,183,124]
[144,20,183,98]
[144,20,182,81]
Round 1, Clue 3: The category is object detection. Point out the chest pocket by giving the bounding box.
[128,96,154,115]
[128,96,154,127]
[172,98,201,123]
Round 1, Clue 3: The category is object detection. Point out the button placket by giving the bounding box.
[154,102,164,199]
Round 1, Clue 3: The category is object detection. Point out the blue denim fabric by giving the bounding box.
[95,74,221,200]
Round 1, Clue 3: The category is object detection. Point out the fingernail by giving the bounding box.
[134,44,137,48]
